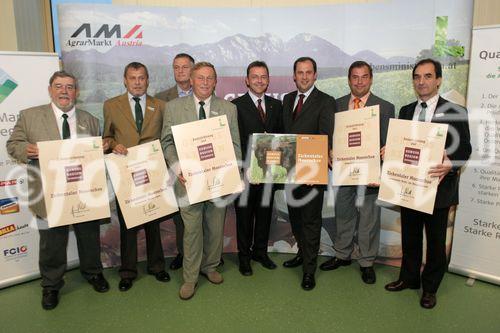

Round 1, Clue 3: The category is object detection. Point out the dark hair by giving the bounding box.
[174,53,195,64]
[123,62,149,78]
[348,61,373,78]
[246,61,269,77]
[192,61,217,79]
[413,58,442,79]
[49,70,78,89]
[293,57,317,73]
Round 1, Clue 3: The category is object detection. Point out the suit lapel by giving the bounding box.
[142,95,156,131]
[42,104,63,140]
[184,95,198,122]
[75,109,89,137]
[365,93,377,107]
[431,96,448,122]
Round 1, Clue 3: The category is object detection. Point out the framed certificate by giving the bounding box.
[105,140,178,229]
[378,119,448,214]
[332,105,380,185]
[38,137,110,227]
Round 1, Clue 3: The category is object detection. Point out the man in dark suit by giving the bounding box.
[384,59,471,309]
[103,62,170,291]
[7,71,109,310]
[155,53,195,270]
[281,57,336,290]
[320,61,395,284]
[231,61,283,276]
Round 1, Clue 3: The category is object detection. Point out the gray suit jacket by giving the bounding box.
[155,86,178,103]
[6,104,100,218]
[336,92,395,147]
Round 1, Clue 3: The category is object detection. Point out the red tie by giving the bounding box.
[293,94,305,120]
[353,97,361,109]
[257,98,266,123]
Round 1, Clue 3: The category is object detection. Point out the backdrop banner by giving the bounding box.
[449,25,500,286]
[57,1,473,268]
[0,52,81,289]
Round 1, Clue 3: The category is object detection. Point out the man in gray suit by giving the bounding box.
[6,71,109,310]
[155,53,194,270]
[161,62,241,300]
[320,61,395,284]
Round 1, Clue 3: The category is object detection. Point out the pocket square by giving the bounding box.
[434,113,445,118]
[147,106,155,112]
[211,111,219,115]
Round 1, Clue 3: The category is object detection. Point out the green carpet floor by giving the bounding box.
[1,253,499,333]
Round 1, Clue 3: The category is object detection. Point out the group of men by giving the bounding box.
[6,53,471,310]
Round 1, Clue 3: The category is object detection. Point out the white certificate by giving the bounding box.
[171,115,243,204]
[38,137,110,228]
[332,105,380,185]
[378,119,448,214]
[105,140,178,229]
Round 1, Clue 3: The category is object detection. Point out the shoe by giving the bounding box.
[301,273,316,291]
[218,257,225,267]
[88,274,110,293]
[151,270,171,282]
[179,282,197,300]
[239,261,253,276]
[252,254,277,270]
[169,253,183,270]
[420,292,437,309]
[200,271,224,284]
[360,267,376,284]
[319,257,351,271]
[283,255,303,268]
[384,280,419,292]
[41,289,59,310]
[118,278,133,291]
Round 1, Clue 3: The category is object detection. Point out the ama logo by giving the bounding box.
[0,68,18,104]
[67,23,143,48]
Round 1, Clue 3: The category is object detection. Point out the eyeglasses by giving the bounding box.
[195,76,216,83]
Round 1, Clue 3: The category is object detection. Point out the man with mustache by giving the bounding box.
[7,71,110,310]
[103,62,170,291]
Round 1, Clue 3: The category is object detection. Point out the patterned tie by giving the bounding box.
[418,102,427,122]
[353,97,361,109]
[199,101,206,120]
[133,97,143,133]
[62,114,70,139]
[257,98,266,123]
[293,94,305,120]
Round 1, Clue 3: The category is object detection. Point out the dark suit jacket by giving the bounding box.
[282,87,336,149]
[103,93,165,149]
[232,92,283,162]
[399,96,471,208]
[336,92,395,147]
[155,86,178,103]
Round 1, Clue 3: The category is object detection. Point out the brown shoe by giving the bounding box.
[201,271,224,284]
[179,282,197,300]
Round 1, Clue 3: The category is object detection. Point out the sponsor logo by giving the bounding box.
[65,165,84,183]
[3,245,28,261]
[400,186,414,198]
[0,179,17,187]
[348,131,362,148]
[132,169,150,187]
[0,223,29,238]
[67,23,143,48]
[197,143,215,161]
[403,147,421,166]
[143,202,159,216]
[0,67,18,104]
[0,197,19,215]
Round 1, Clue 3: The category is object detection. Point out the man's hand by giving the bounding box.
[26,143,39,159]
[178,173,187,186]
[102,140,110,153]
[380,146,386,161]
[428,150,452,183]
[367,183,380,187]
[113,144,128,155]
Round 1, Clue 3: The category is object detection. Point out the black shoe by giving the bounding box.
[88,274,110,293]
[151,270,171,282]
[252,254,277,270]
[41,289,59,310]
[169,253,183,270]
[118,278,133,291]
[301,273,316,291]
[239,261,253,276]
[420,292,437,309]
[384,280,419,292]
[319,257,351,271]
[360,267,376,284]
[283,255,303,268]
[218,257,224,267]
